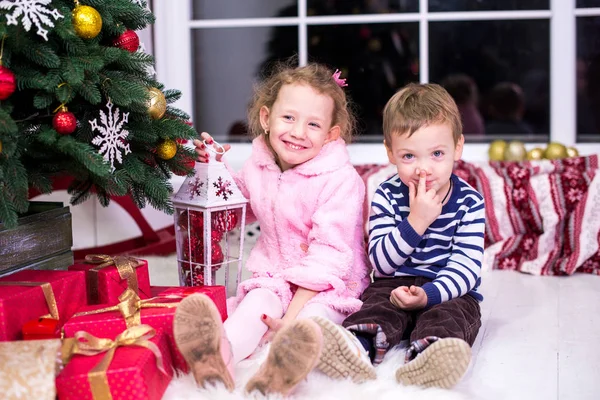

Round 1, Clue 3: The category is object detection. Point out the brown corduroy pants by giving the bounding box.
[343,276,482,347]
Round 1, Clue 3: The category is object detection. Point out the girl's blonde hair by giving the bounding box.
[247,61,356,143]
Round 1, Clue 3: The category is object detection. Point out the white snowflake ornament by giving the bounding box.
[131,0,146,7]
[90,100,132,172]
[0,0,63,41]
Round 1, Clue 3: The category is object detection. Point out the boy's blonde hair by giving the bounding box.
[383,83,462,146]
[247,61,355,143]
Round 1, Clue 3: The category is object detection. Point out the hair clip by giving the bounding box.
[332,69,348,87]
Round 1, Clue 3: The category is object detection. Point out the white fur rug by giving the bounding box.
[146,256,488,400]
[162,344,476,400]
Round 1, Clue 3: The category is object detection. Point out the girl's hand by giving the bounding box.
[258,314,290,346]
[193,132,231,163]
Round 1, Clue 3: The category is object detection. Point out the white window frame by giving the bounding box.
[153,0,600,167]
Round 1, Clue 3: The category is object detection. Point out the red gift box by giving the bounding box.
[150,286,228,321]
[69,254,151,305]
[63,285,227,373]
[56,325,173,400]
[0,270,87,341]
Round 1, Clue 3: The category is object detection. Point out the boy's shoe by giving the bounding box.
[395,337,471,389]
[173,293,235,391]
[311,316,377,383]
[245,319,323,396]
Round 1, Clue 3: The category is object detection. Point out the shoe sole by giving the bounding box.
[173,293,235,391]
[395,338,471,389]
[312,316,377,383]
[245,319,323,396]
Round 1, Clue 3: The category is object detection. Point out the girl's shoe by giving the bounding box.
[173,293,235,391]
[395,337,471,389]
[245,319,323,396]
[311,316,377,383]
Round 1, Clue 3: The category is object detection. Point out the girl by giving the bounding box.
[173,63,371,396]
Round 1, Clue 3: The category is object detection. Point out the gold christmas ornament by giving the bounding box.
[72,5,102,39]
[488,139,507,161]
[527,147,544,161]
[156,139,177,160]
[0,140,2,154]
[147,87,167,120]
[566,146,579,158]
[504,140,527,162]
[544,142,568,159]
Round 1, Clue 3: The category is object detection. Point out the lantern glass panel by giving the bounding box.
[174,205,245,295]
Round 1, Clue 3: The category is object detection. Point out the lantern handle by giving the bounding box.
[203,139,226,155]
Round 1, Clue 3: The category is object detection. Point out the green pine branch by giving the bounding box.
[0,0,196,228]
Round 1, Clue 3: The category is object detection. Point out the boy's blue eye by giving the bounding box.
[402,154,414,160]
[309,122,321,128]
[433,150,443,157]
[283,115,293,120]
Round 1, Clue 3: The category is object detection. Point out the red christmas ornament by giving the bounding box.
[52,108,77,135]
[112,29,140,52]
[0,65,16,100]
[142,155,157,167]
[211,230,223,243]
[184,268,205,287]
[182,235,203,263]
[212,210,238,233]
[172,155,196,177]
[191,229,223,244]
[211,242,224,265]
[22,317,60,340]
[178,210,204,232]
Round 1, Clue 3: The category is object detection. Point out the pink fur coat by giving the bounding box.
[227,136,371,315]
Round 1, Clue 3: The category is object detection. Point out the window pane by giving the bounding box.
[577,0,600,8]
[191,27,298,142]
[192,0,297,20]
[307,1,418,15]
[577,17,600,140]
[429,20,550,141]
[429,0,549,12]
[305,23,419,137]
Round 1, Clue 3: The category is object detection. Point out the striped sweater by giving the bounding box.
[368,173,485,307]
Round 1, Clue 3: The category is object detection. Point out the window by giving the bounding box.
[576,3,600,141]
[153,0,599,158]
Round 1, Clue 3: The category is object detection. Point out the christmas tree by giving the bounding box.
[0,0,197,228]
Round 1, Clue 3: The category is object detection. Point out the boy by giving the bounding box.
[313,83,485,389]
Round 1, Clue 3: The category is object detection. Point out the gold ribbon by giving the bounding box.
[73,288,180,328]
[84,254,142,303]
[71,325,167,400]
[0,281,59,320]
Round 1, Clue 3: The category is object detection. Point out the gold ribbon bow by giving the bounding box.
[71,324,167,400]
[74,288,180,328]
[0,281,59,320]
[84,254,142,303]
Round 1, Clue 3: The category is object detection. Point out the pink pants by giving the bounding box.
[223,288,347,365]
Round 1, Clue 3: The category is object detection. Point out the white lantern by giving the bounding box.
[172,143,247,294]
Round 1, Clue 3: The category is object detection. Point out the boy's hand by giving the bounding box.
[406,170,442,235]
[193,132,231,163]
[390,285,428,310]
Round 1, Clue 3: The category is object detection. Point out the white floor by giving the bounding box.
[145,256,600,400]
